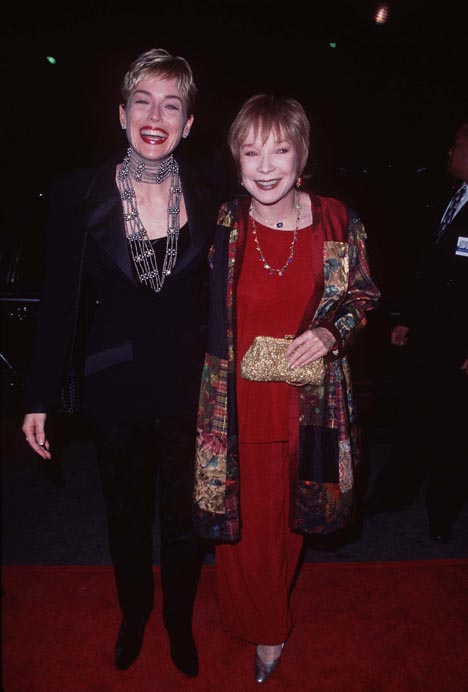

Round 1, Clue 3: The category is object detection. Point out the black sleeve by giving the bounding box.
[397,234,437,329]
[23,173,90,413]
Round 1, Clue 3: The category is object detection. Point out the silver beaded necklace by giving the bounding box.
[117,146,182,293]
[249,191,301,276]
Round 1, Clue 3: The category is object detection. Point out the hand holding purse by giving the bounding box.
[240,335,325,387]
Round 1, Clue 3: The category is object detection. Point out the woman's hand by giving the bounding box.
[285,328,336,369]
[391,324,410,346]
[22,413,52,460]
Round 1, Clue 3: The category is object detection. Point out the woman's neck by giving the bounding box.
[250,191,299,229]
[121,146,176,185]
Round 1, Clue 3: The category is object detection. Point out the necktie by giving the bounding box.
[437,185,466,242]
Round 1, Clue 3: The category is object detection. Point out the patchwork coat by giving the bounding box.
[193,193,380,542]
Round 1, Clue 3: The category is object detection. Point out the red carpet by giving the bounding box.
[2,561,468,692]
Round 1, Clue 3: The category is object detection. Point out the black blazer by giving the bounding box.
[399,191,468,369]
[24,149,225,420]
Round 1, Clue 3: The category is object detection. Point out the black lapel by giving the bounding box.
[81,152,218,284]
[173,153,216,275]
[82,157,137,286]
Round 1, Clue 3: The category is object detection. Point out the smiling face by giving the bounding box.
[239,126,300,208]
[119,75,193,161]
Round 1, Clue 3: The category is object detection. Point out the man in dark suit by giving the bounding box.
[367,122,468,542]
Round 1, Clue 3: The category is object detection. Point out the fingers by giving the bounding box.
[288,344,323,368]
[391,325,409,347]
[391,332,405,346]
[22,414,52,460]
[286,329,334,368]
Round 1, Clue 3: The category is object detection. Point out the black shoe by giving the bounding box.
[169,632,199,677]
[115,616,147,670]
[429,520,453,543]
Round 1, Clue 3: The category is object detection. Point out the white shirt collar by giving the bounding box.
[440,181,468,224]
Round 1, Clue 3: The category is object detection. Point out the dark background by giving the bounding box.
[3,0,467,170]
[3,1,467,172]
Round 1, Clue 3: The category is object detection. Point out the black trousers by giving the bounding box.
[90,412,207,637]
[372,361,468,527]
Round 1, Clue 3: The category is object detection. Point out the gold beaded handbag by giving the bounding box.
[240,335,325,387]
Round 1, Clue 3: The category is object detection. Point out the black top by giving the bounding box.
[150,222,190,264]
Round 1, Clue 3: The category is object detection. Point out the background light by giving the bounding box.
[374,3,390,25]
[46,56,57,65]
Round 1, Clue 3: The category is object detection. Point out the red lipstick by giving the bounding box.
[139,127,168,145]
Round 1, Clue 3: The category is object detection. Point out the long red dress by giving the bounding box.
[215,216,324,644]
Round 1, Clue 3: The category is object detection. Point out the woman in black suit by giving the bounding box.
[22,48,224,677]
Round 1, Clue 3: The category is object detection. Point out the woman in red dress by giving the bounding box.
[194,94,380,683]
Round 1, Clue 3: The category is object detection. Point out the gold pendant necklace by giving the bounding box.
[249,191,301,276]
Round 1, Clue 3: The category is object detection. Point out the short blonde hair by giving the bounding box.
[121,48,197,115]
[228,94,310,174]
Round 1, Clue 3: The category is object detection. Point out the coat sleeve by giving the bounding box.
[396,235,436,330]
[321,216,381,356]
[23,174,88,413]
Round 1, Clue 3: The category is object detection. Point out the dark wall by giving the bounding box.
[3,1,467,175]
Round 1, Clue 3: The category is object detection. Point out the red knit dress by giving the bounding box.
[215,217,324,644]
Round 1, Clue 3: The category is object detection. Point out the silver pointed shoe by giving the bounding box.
[254,643,285,684]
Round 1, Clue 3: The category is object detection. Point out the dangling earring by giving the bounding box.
[296,176,302,189]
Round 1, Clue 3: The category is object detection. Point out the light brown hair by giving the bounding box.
[120,48,197,115]
[228,94,310,174]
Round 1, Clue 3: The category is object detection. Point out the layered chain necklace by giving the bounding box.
[249,191,301,276]
[117,146,182,293]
